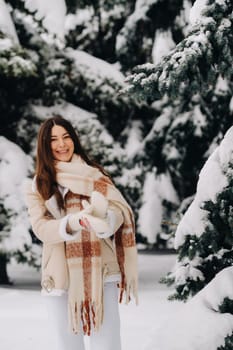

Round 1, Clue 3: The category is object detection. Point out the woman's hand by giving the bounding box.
[67,202,93,232]
[66,192,120,239]
[77,210,116,239]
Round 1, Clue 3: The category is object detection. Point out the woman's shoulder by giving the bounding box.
[23,176,42,200]
[23,176,37,193]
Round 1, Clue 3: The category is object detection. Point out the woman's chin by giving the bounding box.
[55,154,72,162]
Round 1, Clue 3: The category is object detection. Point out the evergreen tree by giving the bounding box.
[0,31,37,134]
[162,126,233,301]
[65,0,135,62]
[116,0,186,72]
[125,0,232,100]
[122,0,233,245]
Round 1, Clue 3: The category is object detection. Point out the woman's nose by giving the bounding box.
[58,138,65,146]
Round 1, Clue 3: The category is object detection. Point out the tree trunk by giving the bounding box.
[93,2,104,54]
[0,253,11,284]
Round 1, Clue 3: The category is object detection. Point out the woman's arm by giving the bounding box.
[25,180,70,244]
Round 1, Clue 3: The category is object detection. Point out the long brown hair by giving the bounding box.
[35,115,110,208]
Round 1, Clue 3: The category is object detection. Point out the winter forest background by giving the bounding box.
[0,0,233,348]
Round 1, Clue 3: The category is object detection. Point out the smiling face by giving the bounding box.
[51,125,74,162]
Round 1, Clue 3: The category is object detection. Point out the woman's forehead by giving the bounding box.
[51,125,68,136]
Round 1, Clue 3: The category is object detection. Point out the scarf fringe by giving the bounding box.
[118,277,139,305]
[69,299,103,336]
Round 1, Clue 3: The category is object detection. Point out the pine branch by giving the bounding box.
[123,0,233,101]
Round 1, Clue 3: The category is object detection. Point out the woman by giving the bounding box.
[25,115,138,350]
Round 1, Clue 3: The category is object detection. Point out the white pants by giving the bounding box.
[44,282,122,350]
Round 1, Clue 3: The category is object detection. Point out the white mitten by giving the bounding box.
[66,192,115,238]
[68,202,93,232]
[79,209,117,239]
[95,209,116,238]
[90,191,108,219]
[78,213,111,237]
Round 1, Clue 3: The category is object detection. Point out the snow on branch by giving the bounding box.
[0,37,37,78]
[22,0,67,39]
[0,0,19,44]
[124,0,233,101]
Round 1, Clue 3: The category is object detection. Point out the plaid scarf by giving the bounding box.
[56,154,138,335]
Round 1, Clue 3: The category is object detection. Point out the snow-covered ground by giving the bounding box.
[0,252,180,350]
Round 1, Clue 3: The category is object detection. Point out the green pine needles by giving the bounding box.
[124,0,233,101]
[0,34,37,78]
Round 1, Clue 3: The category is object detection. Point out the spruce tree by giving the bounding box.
[125,0,232,100]
[121,0,233,245]
[116,0,186,72]
[0,31,37,134]
[162,126,233,300]
[65,0,135,62]
[160,125,233,349]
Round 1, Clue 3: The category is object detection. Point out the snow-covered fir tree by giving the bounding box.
[160,126,233,350]
[123,0,233,245]
[163,126,233,300]
[125,0,232,99]
[120,1,233,347]
[116,0,188,72]
[65,0,135,62]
